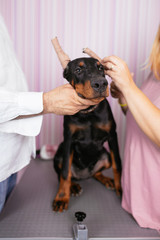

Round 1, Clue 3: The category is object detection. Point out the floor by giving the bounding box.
[0,158,159,239]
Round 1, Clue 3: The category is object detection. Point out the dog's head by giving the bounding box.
[63,57,109,100]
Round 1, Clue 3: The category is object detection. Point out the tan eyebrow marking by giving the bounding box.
[79,62,84,67]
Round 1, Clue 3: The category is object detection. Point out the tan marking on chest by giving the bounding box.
[94,121,112,132]
[69,123,87,134]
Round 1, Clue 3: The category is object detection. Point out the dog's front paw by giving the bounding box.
[115,185,122,197]
[94,173,115,190]
[52,198,69,212]
[52,191,70,212]
[70,182,83,196]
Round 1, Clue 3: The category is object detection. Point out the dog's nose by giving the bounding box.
[91,79,108,92]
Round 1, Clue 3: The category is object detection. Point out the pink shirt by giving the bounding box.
[121,74,160,230]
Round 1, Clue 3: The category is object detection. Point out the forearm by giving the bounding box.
[123,83,160,147]
[0,84,101,123]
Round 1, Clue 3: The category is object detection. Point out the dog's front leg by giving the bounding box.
[52,151,73,212]
[108,132,122,196]
[53,131,73,212]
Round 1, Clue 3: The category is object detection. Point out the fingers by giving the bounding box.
[102,55,122,66]
[78,96,104,106]
[83,50,121,75]
[83,48,116,75]
[103,64,117,73]
[101,56,119,72]
[83,48,102,62]
[104,69,116,79]
[102,56,127,74]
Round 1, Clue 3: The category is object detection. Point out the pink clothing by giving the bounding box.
[121,74,160,230]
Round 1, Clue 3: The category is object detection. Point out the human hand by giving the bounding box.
[101,56,134,94]
[110,81,124,99]
[83,48,134,95]
[43,83,102,115]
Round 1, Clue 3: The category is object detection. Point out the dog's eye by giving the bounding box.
[75,67,82,74]
[98,65,103,71]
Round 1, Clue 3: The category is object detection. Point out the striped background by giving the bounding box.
[0,0,160,158]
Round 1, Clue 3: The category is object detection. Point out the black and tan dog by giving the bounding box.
[52,39,122,212]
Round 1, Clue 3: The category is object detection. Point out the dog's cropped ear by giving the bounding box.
[63,64,75,88]
[51,37,70,69]
[63,65,70,80]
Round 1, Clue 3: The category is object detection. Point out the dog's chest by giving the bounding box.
[71,122,110,144]
[70,121,111,179]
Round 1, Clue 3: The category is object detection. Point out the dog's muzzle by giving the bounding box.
[91,78,108,93]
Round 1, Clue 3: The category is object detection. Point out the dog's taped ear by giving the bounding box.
[51,37,71,69]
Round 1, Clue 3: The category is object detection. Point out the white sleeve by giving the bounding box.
[0,91,43,123]
[0,91,44,136]
[0,16,43,137]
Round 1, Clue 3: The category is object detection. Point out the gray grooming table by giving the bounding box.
[0,158,159,240]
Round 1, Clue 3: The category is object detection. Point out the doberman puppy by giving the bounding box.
[52,57,122,212]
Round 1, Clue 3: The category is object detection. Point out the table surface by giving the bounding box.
[0,158,159,239]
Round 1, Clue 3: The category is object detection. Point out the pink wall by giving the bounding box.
[0,0,160,158]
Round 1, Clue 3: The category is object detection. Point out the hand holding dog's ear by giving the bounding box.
[101,56,134,93]
[42,84,100,115]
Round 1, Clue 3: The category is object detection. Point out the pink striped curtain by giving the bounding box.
[0,0,160,158]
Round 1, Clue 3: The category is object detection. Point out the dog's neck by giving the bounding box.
[80,104,98,114]
[77,93,99,114]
